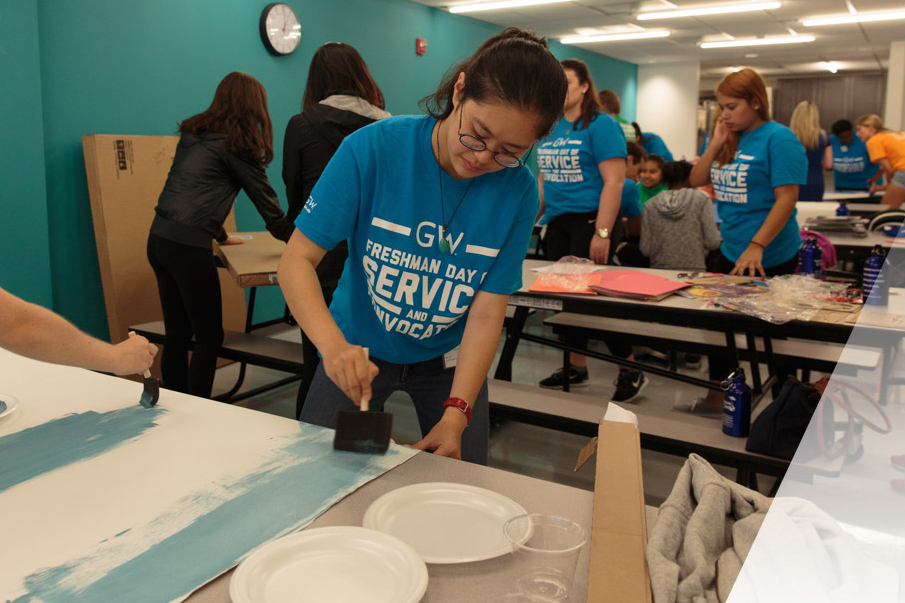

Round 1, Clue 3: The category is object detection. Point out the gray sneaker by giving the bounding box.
[672,398,723,419]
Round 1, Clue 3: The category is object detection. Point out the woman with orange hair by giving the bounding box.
[684,68,806,415]
[856,114,905,210]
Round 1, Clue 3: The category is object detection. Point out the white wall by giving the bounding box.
[884,40,904,130]
[637,62,700,161]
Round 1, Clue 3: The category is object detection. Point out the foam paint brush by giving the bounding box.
[333,348,392,454]
[128,331,160,408]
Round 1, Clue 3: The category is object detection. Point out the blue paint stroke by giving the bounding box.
[12,426,411,603]
[0,407,164,495]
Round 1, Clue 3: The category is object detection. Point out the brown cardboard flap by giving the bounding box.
[83,134,247,377]
[587,421,652,602]
[213,232,286,288]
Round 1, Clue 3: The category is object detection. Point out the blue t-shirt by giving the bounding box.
[709,121,806,267]
[642,133,674,161]
[621,178,642,218]
[829,134,879,190]
[536,113,626,220]
[295,115,538,364]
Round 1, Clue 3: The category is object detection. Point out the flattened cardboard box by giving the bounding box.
[588,420,652,602]
[83,134,247,376]
[213,232,286,288]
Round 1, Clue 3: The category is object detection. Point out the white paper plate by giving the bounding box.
[0,394,19,420]
[230,526,428,603]
[363,482,528,564]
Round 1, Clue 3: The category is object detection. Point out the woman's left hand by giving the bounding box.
[410,408,467,460]
[221,235,246,246]
[731,245,765,277]
[589,236,610,265]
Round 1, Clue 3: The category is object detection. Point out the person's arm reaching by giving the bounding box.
[0,287,156,375]
[731,184,798,277]
[591,158,625,265]
[277,229,378,405]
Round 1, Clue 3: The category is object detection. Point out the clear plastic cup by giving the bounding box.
[503,513,588,601]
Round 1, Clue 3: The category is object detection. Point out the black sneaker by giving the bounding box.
[611,369,647,403]
[684,354,703,370]
[539,366,589,389]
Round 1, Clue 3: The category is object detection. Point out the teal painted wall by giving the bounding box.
[21,0,636,337]
[0,0,52,307]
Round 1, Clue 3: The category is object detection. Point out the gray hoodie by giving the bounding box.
[639,188,722,270]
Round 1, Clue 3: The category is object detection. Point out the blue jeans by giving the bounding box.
[300,354,489,465]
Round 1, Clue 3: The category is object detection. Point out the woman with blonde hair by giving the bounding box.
[856,114,905,210]
[789,100,829,200]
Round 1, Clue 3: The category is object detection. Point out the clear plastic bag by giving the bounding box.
[536,256,597,293]
[715,275,849,324]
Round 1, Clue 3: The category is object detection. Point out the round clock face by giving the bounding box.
[260,3,300,56]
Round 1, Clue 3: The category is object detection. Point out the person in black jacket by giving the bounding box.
[148,71,293,399]
[282,42,390,417]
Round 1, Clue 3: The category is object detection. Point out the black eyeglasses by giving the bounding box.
[457,109,532,168]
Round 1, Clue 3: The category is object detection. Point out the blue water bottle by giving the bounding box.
[722,369,751,437]
[863,245,889,305]
[836,202,849,217]
[812,235,823,279]
[798,236,817,276]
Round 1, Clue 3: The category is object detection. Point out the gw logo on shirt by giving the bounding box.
[711,162,751,204]
[416,221,464,254]
[303,196,317,213]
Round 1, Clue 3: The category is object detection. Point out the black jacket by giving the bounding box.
[282,95,390,222]
[151,132,293,248]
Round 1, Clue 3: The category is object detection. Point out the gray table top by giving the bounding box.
[186,452,605,602]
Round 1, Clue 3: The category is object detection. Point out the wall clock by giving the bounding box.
[259,3,301,56]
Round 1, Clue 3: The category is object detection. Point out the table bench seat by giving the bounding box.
[543,312,880,375]
[131,320,304,375]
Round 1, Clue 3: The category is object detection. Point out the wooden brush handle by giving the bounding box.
[127,331,153,378]
[360,347,369,411]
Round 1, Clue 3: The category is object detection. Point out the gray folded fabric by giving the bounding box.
[646,454,772,603]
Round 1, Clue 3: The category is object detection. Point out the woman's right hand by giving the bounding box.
[321,343,379,405]
[221,235,246,246]
[711,118,730,148]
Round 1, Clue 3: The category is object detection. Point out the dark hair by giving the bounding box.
[598,89,621,115]
[662,160,693,188]
[714,68,770,166]
[421,27,567,139]
[626,141,646,164]
[832,119,853,136]
[644,153,666,169]
[631,122,647,145]
[560,59,602,132]
[180,72,274,165]
[302,42,385,111]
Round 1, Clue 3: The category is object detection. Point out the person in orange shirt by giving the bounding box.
[856,114,905,210]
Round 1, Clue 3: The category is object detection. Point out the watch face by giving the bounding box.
[260,3,300,56]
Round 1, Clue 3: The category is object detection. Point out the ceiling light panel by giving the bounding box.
[637,1,781,20]
[700,35,815,48]
[448,0,573,14]
[801,10,905,27]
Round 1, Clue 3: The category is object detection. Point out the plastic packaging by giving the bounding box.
[714,275,848,324]
[535,256,597,293]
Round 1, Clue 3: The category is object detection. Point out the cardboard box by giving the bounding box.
[587,418,653,602]
[82,134,248,376]
[213,232,286,288]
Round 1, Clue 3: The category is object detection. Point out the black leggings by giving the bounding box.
[708,249,798,381]
[543,210,632,360]
[147,234,224,398]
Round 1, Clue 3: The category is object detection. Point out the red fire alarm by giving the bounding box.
[415,37,427,56]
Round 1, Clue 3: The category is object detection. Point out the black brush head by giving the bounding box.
[333,410,393,454]
[140,375,160,408]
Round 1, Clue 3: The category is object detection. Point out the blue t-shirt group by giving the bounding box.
[829,134,879,191]
[641,132,674,162]
[536,113,627,220]
[709,121,806,267]
[295,115,538,364]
